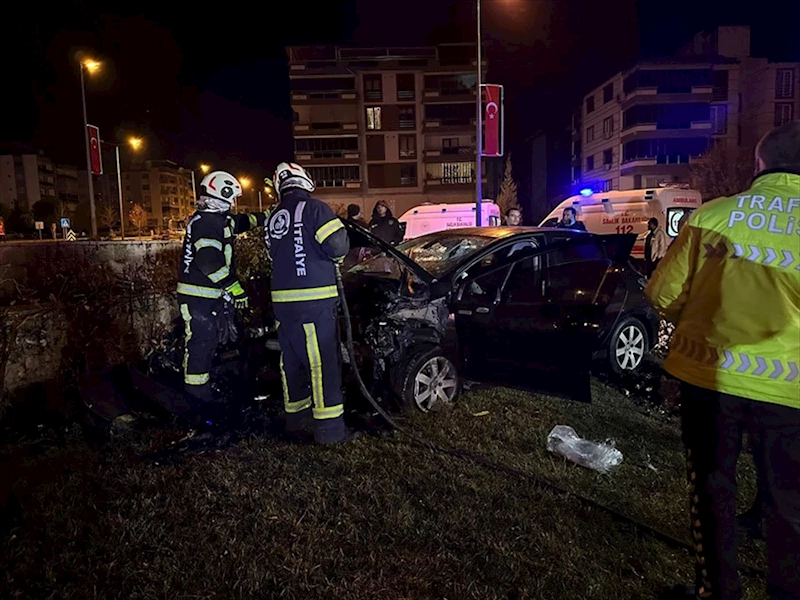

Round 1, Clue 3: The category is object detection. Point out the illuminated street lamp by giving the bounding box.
[79,57,102,237]
[240,176,251,189]
[101,134,145,240]
[128,137,143,152]
[199,163,211,174]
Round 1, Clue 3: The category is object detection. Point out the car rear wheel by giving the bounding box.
[396,347,460,412]
[609,317,649,373]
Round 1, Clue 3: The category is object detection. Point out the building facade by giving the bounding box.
[577,26,798,192]
[287,44,487,217]
[0,151,57,214]
[122,160,196,231]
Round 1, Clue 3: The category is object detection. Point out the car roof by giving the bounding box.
[423,226,591,239]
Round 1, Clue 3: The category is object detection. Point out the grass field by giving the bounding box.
[0,374,768,599]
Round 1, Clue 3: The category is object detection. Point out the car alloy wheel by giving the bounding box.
[412,355,458,412]
[615,323,646,371]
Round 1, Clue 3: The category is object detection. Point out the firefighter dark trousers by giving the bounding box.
[180,300,220,408]
[274,300,345,443]
[680,383,800,600]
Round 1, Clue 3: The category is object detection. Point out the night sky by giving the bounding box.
[3,0,797,187]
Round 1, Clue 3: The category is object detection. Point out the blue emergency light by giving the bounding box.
[579,188,593,197]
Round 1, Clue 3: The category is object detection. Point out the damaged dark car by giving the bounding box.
[336,223,660,411]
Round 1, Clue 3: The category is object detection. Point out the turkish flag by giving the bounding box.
[87,124,103,175]
[483,84,502,157]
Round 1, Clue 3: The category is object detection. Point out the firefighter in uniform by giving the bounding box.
[266,162,352,444]
[647,121,799,600]
[177,170,270,419]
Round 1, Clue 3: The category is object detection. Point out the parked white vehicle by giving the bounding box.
[398,201,501,240]
[540,187,701,258]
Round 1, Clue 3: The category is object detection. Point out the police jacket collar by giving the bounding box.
[752,168,800,185]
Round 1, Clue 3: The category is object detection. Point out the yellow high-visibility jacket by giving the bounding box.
[646,171,800,409]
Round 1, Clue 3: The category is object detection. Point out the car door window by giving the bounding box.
[502,256,543,304]
[544,241,610,304]
[460,265,510,303]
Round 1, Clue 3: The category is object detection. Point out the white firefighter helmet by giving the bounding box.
[199,171,243,205]
[273,162,315,196]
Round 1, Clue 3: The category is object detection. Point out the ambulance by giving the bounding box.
[398,201,502,240]
[539,187,702,259]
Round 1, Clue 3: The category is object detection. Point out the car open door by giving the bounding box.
[486,238,613,402]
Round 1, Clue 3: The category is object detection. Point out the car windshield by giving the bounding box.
[347,234,495,279]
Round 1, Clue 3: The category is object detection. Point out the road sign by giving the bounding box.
[66,229,77,242]
[60,218,71,229]
[35,221,44,230]
[87,124,103,175]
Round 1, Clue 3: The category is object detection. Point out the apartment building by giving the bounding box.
[287,44,486,217]
[0,151,57,213]
[577,26,798,192]
[122,160,196,231]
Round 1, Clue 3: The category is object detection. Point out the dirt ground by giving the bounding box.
[0,369,768,600]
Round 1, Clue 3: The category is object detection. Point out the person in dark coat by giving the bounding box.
[369,200,404,245]
[346,204,367,228]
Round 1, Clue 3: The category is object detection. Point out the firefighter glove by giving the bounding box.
[224,281,249,310]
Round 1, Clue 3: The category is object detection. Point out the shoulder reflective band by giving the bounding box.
[315,218,344,244]
[177,282,222,299]
[194,238,223,251]
[248,213,258,229]
[223,227,233,238]
[271,285,338,303]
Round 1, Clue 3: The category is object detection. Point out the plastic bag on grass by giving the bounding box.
[546,425,623,473]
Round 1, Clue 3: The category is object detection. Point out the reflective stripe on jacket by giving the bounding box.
[267,189,349,303]
[646,171,800,409]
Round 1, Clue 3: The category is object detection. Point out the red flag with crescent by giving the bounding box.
[87,124,103,175]
[483,84,502,157]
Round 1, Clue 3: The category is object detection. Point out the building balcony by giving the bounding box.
[294,151,361,164]
[620,155,703,172]
[423,118,476,133]
[290,90,358,104]
[399,150,418,160]
[314,180,364,193]
[423,89,476,103]
[424,147,476,162]
[397,90,415,101]
[424,176,486,190]
[621,122,713,141]
[364,90,383,102]
[293,122,359,135]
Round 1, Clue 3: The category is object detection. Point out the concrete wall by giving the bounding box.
[3,293,177,397]
[0,240,180,302]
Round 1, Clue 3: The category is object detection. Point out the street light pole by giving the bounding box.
[258,190,262,212]
[475,0,483,226]
[80,64,98,238]
[115,145,125,239]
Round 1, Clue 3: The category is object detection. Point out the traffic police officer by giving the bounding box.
[647,121,799,600]
[266,162,351,444]
[177,170,270,419]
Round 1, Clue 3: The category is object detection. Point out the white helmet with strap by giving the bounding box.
[199,171,242,206]
[273,162,315,197]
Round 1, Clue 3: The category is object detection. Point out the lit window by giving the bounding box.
[366,107,382,130]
